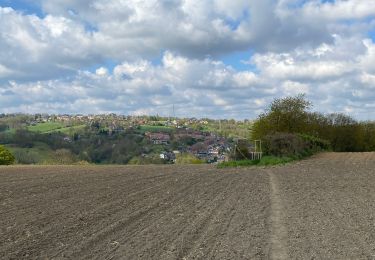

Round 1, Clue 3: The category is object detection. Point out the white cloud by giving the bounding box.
[36,0,347,56]
[95,67,108,77]
[1,0,373,81]
[359,39,375,73]
[302,0,375,21]
[0,52,272,118]
[1,1,375,119]
[282,81,309,96]
[0,7,98,80]
[0,64,15,78]
[1,46,375,119]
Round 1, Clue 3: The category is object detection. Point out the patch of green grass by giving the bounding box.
[27,122,64,133]
[46,124,86,134]
[138,125,173,133]
[217,156,295,168]
[27,122,86,135]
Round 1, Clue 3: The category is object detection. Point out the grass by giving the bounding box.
[138,125,174,133]
[46,124,86,134]
[27,122,64,133]
[217,156,295,168]
[27,122,86,135]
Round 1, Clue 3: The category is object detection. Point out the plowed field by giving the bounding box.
[1,153,375,259]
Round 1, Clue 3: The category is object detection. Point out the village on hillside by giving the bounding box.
[0,113,253,165]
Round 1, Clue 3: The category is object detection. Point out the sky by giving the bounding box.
[0,0,375,119]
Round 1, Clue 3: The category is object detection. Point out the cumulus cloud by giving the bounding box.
[0,52,269,118]
[0,7,98,81]
[1,1,373,80]
[1,1,375,119]
[301,0,375,21]
[11,0,358,60]
[1,43,375,119]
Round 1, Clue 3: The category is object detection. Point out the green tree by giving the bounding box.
[252,94,311,139]
[0,145,15,165]
[0,123,9,132]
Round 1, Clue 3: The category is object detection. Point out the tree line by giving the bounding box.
[252,94,375,155]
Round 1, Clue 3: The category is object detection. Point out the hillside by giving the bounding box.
[0,114,252,165]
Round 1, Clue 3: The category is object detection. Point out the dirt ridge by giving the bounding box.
[268,170,288,260]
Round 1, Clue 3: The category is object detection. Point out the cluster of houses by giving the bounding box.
[145,128,231,164]
[145,132,171,145]
[16,113,230,135]
[4,113,238,164]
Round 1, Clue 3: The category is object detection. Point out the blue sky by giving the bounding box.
[2,0,44,16]
[0,0,375,119]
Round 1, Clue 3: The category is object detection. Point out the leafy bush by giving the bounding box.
[128,156,166,165]
[263,133,306,157]
[13,150,41,164]
[0,123,9,132]
[231,139,251,160]
[252,94,312,140]
[263,132,330,158]
[175,153,204,164]
[74,160,90,165]
[0,145,15,165]
[51,149,77,165]
[252,94,375,152]
[298,134,331,152]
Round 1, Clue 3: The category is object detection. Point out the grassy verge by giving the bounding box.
[217,155,295,168]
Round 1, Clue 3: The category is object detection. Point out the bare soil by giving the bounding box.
[1,153,375,259]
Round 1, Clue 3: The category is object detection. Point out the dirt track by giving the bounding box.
[1,153,375,259]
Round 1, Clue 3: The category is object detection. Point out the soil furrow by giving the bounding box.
[2,153,375,259]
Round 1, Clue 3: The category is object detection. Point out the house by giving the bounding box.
[145,132,171,145]
[208,146,220,155]
[174,129,207,141]
[160,152,176,162]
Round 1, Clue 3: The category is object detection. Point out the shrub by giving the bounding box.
[0,145,15,165]
[74,160,90,165]
[13,150,41,164]
[298,134,331,152]
[175,153,204,164]
[0,123,9,132]
[263,132,330,158]
[128,156,166,165]
[252,94,311,140]
[263,133,306,157]
[52,149,77,165]
[231,139,251,160]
